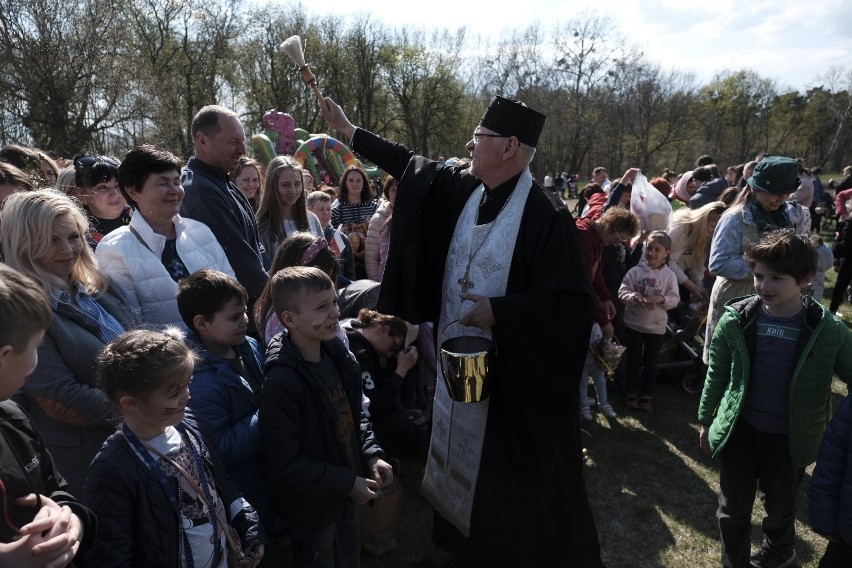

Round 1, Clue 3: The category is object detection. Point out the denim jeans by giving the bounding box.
[717,420,802,568]
[579,360,609,409]
[295,501,360,568]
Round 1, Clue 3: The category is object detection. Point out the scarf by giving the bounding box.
[672,171,694,203]
[748,196,792,233]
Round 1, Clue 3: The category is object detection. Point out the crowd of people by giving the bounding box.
[1,97,852,568]
[570,152,852,568]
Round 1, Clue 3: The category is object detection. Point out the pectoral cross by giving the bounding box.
[458,271,474,294]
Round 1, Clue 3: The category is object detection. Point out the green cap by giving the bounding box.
[747,156,800,195]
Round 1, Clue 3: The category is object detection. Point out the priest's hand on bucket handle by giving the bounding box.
[459,293,496,329]
[318,96,356,140]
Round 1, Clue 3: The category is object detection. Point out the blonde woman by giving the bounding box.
[0,189,137,494]
[667,201,727,302]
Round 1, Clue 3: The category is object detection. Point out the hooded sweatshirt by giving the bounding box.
[618,262,680,334]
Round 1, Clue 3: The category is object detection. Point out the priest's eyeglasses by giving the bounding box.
[471,132,507,144]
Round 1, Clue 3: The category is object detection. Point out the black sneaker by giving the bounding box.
[750,548,796,568]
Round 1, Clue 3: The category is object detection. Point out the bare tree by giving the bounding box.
[549,14,630,176]
[477,25,545,98]
[234,4,313,133]
[0,0,137,156]
[699,70,777,165]
[620,62,699,171]
[124,0,242,157]
[815,66,852,169]
[385,28,467,157]
[341,15,395,135]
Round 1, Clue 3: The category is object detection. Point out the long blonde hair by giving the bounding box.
[668,201,726,277]
[0,189,109,296]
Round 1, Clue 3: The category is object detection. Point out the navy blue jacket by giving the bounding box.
[810,395,852,544]
[690,178,728,209]
[180,157,268,303]
[187,334,275,530]
[83,415,264,566]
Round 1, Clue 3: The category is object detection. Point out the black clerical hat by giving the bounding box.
[478,96,546,148]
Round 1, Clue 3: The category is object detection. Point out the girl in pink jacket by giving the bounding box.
[618,231,680,411]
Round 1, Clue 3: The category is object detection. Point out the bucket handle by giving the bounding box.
[438,319,496,353]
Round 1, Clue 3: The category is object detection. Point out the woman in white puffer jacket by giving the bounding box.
[96,145,234,327]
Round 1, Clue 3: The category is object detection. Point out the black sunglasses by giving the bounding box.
[74,155,120,169]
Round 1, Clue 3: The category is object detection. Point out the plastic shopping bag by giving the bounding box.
[630,172,672,231]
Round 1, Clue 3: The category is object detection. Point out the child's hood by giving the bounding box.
[263,329,351,375]
[263,330,299,374]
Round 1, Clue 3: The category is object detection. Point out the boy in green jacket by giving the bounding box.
[698,228,852,568]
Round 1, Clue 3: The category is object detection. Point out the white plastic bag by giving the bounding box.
[630,172,672,231]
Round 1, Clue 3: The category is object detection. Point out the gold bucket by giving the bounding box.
[439,335,494,403]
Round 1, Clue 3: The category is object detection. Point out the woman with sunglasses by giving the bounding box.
[73,154,130,249]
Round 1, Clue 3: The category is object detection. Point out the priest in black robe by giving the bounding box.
[320,95,603,566]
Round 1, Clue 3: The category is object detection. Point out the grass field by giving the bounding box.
[352,377,848,568]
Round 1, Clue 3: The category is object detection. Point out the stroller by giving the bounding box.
[657,300,708,394]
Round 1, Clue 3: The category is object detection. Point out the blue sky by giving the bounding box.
[321,0,852,91]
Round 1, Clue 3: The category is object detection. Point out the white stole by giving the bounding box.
[421,168,532,536]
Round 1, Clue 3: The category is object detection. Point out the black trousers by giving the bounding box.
[624,327,664,396]
[830,258,852,313]
[717,420,803,568]
[819,539,852,567]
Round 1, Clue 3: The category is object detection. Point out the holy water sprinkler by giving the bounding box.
[279,35,323,102]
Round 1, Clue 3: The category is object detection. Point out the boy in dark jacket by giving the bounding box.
[259,266,392,568]
[810,394,852,566]
[177,269,277,534]
[698,229,852,568]
[0,264,96,566]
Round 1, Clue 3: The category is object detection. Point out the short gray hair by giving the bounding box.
[519,143,536,164]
